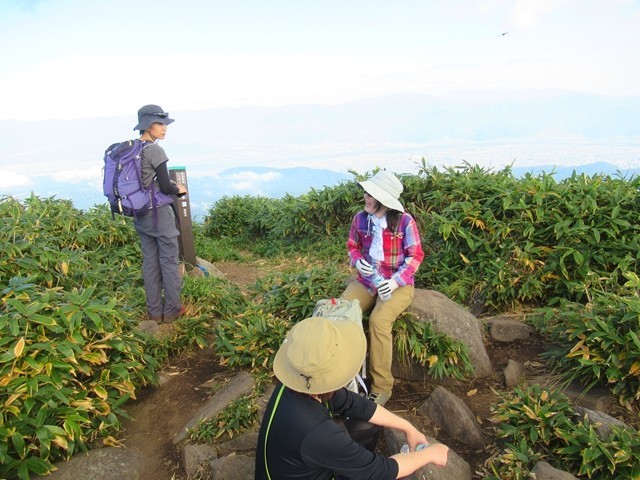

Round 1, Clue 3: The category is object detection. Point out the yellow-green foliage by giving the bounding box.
[205,163,640,311]
[7,157,640,479]
[0,196,234,479]
[486,385,640,479]
[189,395,258,443]
[531,287,640,405]
[204,165,640,473]
[393,313,474,380]
[1,196,158,479]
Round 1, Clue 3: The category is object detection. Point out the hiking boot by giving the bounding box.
[163,306,186,323]
[145,312,163,323]
[367,390,392,406]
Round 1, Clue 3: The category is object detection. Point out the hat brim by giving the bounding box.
[273,319,367,395]
[133,116,175,131]
[359,180,405,212]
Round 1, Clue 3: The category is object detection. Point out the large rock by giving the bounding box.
[384,427,471,480]
[407,289,493,378]
[36,447,144,480]
[420,386,484,449]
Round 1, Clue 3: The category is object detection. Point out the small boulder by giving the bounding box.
[217,430,260,454]
[136,320,160,335]
[36,447,144,480]
[193,257,226,278]
[210,453,254,480]
[574,406,634,440]
[504,359,524,388]
[182,444,218,478]
[531,461,579,479]
[420,386,484,449]
[487,316,532,342]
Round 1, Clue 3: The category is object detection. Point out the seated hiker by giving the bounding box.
[341,170,424,407]
[255,316,448,480]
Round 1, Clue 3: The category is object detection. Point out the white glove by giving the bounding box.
[355,258,373,277]
[377,278,399,297]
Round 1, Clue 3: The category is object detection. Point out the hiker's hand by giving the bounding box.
[425,444,449,467]
[377,278,398,296]
[355,259,373,276]
[405,429,428,451]
[177,185,187,197]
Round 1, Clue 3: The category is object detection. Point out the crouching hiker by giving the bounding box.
[255,316,449,479]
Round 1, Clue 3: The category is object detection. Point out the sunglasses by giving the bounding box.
[149,112,169,118]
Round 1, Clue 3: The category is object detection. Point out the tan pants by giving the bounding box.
[341,281,414,393]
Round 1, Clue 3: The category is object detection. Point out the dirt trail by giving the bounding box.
[117,262,255,480]
[118,348,225,480]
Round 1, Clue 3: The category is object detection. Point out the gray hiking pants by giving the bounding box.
[134,204,182,320]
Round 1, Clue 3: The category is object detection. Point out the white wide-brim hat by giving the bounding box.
[273,316,367,395]
[358,170,404,212]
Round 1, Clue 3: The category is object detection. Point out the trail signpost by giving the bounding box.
[169,166,197,271]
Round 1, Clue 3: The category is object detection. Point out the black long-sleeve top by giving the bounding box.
[255,384,399,480]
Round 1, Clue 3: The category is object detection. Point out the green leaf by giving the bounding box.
[26,456,53,475]
[29,314,58,327]
[11,432,26,459]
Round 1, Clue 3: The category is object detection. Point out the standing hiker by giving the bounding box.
[341,170,424,406]
[133,104,186,323]
[255,316,449,479]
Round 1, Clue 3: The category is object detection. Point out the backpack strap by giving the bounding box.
[263,383,286,480]
[263,384,337,480]
[137,141,174,229]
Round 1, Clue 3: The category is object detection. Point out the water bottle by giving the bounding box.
[400,443,429,453]
[370,262,391,301]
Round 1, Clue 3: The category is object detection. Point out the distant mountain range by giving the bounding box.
[1,90,639,220]
[10,162,640,221]
[511,161,640,179]
[1,89,638,172]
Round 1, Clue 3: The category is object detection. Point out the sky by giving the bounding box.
[1,0,639,121]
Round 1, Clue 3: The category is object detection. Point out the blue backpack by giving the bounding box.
[102,139,174,217]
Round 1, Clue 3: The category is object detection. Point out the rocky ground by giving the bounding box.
[113,261,550,480]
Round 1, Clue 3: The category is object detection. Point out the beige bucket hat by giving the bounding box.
[273,316,367,394]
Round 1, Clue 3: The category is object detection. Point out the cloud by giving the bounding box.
[226,171,282,182]
[224,170,282,195]
[230,181,257,192]
[509,0,563,29]
[50,167,101,184]
[0,171,32,189]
